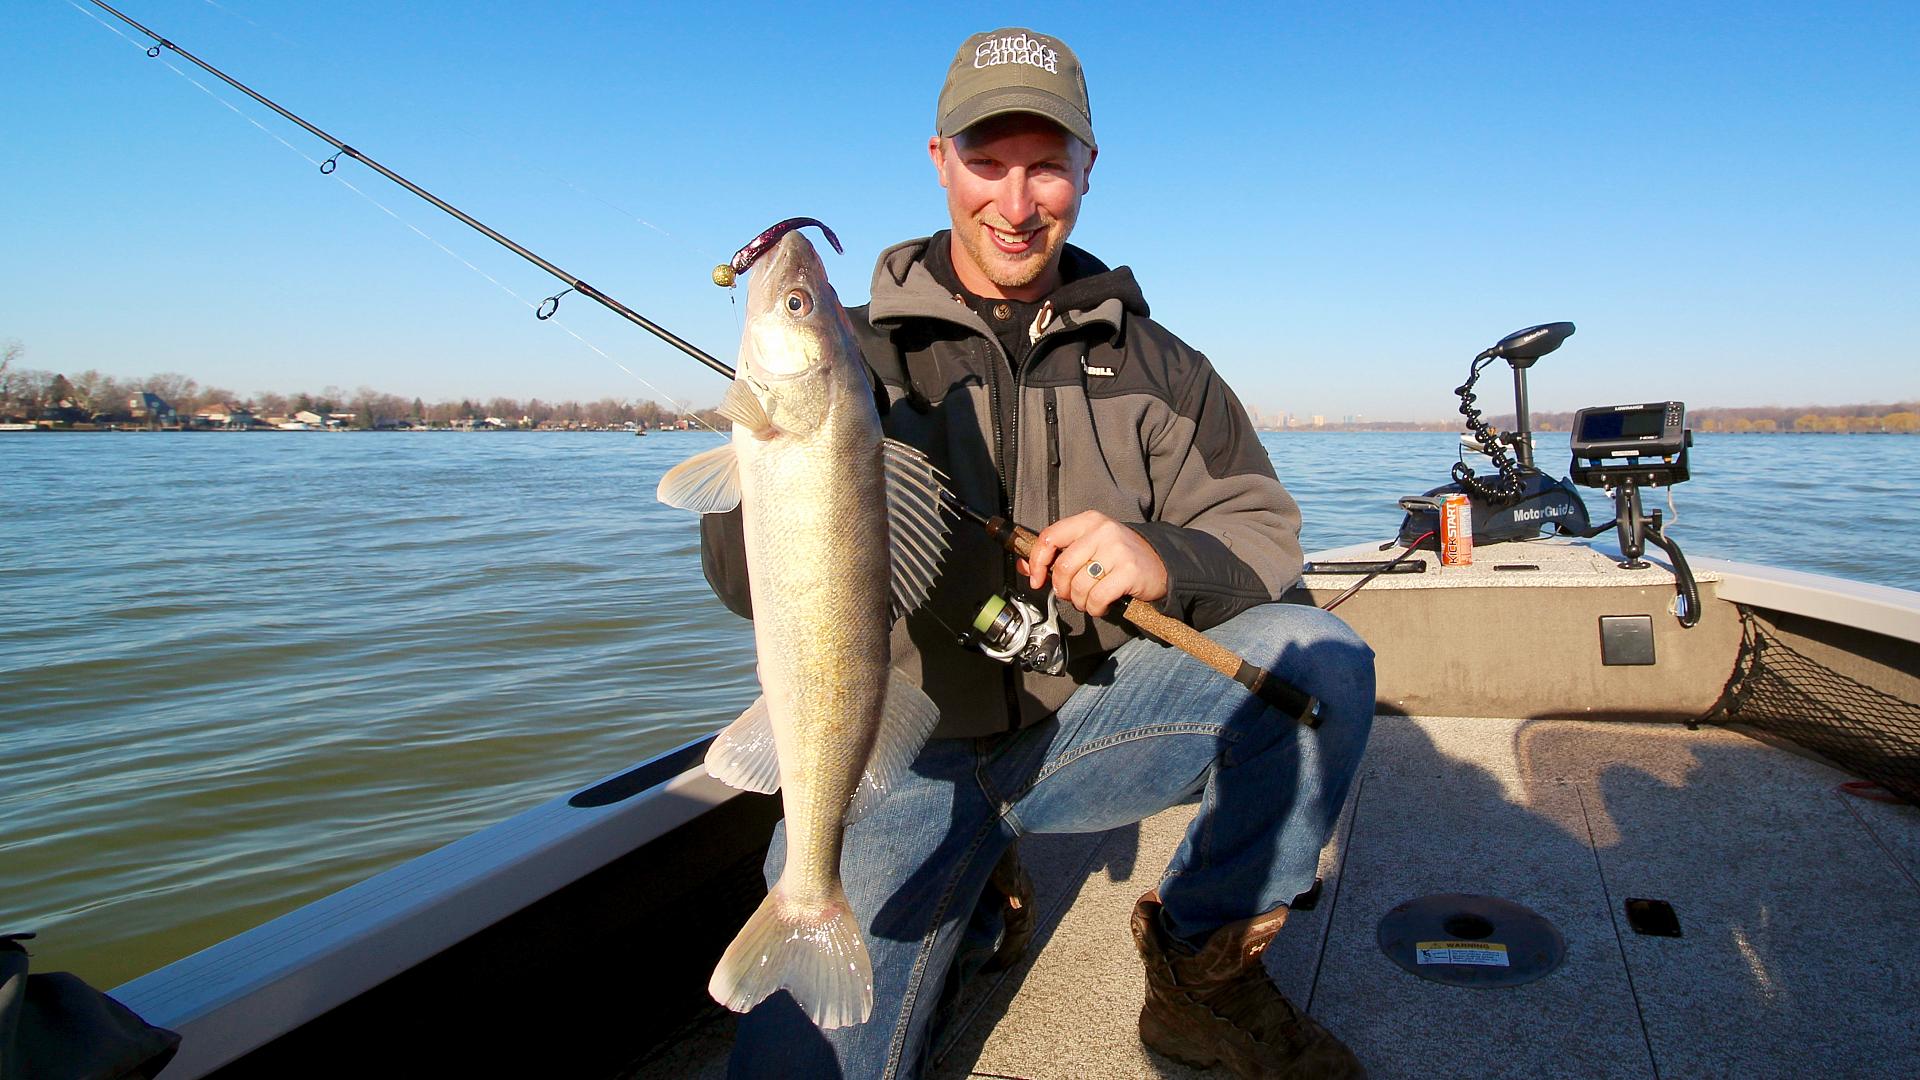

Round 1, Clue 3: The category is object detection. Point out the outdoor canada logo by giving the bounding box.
[975,33,1059,74]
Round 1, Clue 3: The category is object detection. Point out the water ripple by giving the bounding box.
[0,429,1913,987]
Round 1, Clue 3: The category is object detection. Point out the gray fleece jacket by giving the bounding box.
[701,234,1303,738]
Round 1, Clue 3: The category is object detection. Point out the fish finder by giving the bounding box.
[1568,400,1700,627]
[1569,402,1690,486]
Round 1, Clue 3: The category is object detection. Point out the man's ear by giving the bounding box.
[1081,145,1098,195]
[927,135,950,189]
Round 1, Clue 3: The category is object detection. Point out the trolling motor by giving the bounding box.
[1569,402,1701,627]
[1399,323,1594,548]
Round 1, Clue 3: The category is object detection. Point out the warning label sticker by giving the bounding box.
[1415,941,1510,966]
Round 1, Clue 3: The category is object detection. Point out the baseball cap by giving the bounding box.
[936,28,1094,147]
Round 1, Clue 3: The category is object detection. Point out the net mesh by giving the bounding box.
[1713,610,1920,805]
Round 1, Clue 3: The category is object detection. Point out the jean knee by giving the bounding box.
[1221,603,1373,669]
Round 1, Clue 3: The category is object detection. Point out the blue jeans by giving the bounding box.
[727,602,1375,1080]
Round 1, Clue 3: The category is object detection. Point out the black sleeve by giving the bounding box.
[700,507,753,619]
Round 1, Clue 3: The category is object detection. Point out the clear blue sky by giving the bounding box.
[6,1,1915,420]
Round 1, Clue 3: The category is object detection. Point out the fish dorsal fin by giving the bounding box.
[718,378,775,439]
[705,695,779,794]
[657,443,741,513]
[882,438,952,619]
[845,670,940,824]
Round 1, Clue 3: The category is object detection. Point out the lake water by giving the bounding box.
[2,430,1916,987]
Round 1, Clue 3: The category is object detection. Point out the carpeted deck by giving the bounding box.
[636,716,1920,1079]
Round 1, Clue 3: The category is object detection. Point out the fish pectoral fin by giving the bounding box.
[882,438,954,619]
[845,671,940,824]
[717,378,776,439]
[705,695,779,793]
[657,443,742,513]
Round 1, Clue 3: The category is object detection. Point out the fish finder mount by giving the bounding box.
[1569,402,1700,627]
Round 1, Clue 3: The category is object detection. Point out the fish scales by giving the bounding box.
[738,407,889,901]
[657,230,947,1029]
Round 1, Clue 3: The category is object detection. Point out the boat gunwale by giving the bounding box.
[109,731,737,1079]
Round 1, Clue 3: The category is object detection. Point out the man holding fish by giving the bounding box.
[676,25,1375,1080]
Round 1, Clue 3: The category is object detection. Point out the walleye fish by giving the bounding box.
[657,230,950,1029]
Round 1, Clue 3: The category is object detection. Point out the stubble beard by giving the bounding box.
[956,218,1059,293]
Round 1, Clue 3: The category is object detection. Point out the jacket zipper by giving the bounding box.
[979,335,1023,732]
[1044,387,1061,525]
[974,313,1070,733]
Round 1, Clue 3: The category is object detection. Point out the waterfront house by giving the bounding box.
[194,403,256,430]
[293,410,324,427]
[129,392,176,429]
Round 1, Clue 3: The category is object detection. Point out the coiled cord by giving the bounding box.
[1451,353,1527,502]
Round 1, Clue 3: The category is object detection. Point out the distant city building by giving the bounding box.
[1312,415,1325,428]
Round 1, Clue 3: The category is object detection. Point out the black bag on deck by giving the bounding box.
[1,934,180,1080]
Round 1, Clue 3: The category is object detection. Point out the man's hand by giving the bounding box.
[1018,511,1168,617]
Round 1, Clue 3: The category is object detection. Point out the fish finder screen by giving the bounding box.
[1579,409,1663,441]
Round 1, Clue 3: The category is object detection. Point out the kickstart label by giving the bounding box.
[1415,941,1510,967]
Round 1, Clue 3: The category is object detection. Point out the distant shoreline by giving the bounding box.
[4,424,1911,436]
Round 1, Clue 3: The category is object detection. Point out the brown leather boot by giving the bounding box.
[1131,892,1365,1078]
[981,841,1036,973]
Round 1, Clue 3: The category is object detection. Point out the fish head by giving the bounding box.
[737,231,861,435]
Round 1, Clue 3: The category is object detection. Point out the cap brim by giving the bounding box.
[940,88,1095,147]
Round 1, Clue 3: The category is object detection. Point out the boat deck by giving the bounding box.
[641,715,1920,1078]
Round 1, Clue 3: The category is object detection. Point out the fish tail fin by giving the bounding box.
[708,882,873,1029]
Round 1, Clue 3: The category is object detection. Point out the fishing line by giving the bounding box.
[70,5,1324,719]
[78,0,738,385]
[197,0,729,273]
[64,0,719,432]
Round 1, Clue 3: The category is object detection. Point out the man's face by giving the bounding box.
[928,114,1096,301]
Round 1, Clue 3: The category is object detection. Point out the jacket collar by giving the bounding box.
[867,233,1148,345]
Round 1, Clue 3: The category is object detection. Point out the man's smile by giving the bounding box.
[986,224,1042,253]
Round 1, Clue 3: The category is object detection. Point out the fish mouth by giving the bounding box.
[748,358,829,384]
[749,233,826,306]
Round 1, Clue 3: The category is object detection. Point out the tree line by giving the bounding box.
[1512,403,1920,434]
[0,344,715,429]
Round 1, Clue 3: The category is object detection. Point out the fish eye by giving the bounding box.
[785,288,813,316]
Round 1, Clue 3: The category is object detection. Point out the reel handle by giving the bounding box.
[980,515,1323,727]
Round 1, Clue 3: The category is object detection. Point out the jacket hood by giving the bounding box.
[867,233,1150,339]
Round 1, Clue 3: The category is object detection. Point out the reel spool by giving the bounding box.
[969,593,1068,676]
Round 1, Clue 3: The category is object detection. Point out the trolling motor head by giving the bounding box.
[1398,322,1593,549]
[1485,321,1575,369]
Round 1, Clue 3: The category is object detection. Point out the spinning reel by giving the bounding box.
[966,592,1069,676]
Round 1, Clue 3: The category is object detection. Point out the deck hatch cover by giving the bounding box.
[1377,893,1567,987]
[1624,897,1682,937]
[1600,614,1657,666]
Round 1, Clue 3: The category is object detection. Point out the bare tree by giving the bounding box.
[143,372,200,412]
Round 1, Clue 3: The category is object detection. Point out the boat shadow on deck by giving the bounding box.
[640,714,1920,1079]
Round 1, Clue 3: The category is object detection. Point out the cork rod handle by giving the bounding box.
[985,516,1322,727]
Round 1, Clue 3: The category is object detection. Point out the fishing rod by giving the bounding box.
[956,504,1323,726]
[84,0,736,382]
[87,3,1324,727]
